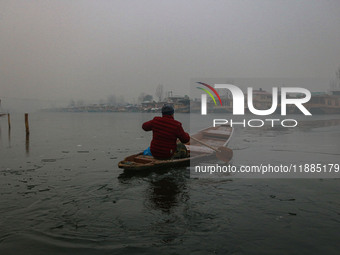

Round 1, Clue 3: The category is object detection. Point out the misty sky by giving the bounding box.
[1,0,340,110]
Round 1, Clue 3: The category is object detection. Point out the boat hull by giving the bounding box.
[118,125,233,172]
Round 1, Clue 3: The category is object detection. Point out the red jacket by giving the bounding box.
[142,115,190,159]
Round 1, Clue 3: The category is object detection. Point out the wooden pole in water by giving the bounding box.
[25,113,30,135]
[8,113,11,130]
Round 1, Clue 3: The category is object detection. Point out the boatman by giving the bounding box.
[142,104,190,159]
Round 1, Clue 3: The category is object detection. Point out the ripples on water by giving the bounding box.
[0,113,339,254]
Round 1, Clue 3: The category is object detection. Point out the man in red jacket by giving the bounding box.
[142,104,190,159]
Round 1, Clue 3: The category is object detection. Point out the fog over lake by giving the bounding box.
[1,0,340,112]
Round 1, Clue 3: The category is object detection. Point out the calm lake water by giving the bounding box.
[0,112,339,254]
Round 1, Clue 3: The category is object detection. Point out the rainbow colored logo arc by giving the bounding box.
[196,82,223,106]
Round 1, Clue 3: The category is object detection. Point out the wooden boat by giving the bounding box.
[118,124,233,171]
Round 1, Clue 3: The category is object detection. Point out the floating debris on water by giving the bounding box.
[38,188,50,192]
[269,195,295,202]
[41,159,57,162]
[97,184,108,191]
[51,224,64,230]
[279,198,296,202]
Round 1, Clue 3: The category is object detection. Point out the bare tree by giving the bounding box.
[330,79,336,90]
[155,84,164,102]
[138,92,146,103]
[336,67,340,88]
[69,99,75,107]
[219,79,235,98]
[117,95,125,105]
[107,95,117,106]
[330,67,340,90]
[76,100,84,107]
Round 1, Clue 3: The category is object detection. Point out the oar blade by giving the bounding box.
[216,147,233,163]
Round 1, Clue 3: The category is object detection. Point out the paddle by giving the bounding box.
[190,136,233,163]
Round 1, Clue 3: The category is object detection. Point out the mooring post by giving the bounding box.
[25,113,30,135]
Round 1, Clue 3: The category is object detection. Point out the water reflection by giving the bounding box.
[8,128,11,147]
[148,177,182,213]
[297,118,340,130]
[239,118,340,138]
[26,133,30,156]
[0,123,11,147]
[0,116,11,147]
[118,168,189,213]
[118,169,189,246]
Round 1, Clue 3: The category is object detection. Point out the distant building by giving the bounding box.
[247,88,273,111]
[166,96,190,113]
[141,101,163,112]
[305,90,340,114]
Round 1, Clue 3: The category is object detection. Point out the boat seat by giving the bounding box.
[196,139,226,147]
[133,155,154,163]
[202,129,231,138]
[186,145,214,153]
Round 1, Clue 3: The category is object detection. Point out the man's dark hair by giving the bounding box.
[162,104,174,115]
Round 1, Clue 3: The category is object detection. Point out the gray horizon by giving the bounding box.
[1,0,340,112]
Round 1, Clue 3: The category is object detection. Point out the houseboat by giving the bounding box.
[304,91,340,114]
